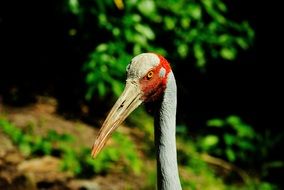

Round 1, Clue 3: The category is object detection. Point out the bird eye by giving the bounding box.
[146,71,154,80]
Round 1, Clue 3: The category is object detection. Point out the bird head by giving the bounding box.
[91,53,172,158]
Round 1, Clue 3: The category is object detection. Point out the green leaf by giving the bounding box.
[217,1,227,12]
[177,44,188,58]
[181,17,191,29]
[193,43,206,67]
[85,86,95,101]
[86,72,97,84]
[220,48,236,60]
[98,81,107,97]
[235,124,254,138]
[202,135,219,149]
[237,140,255,151]
[243,21,255,39]
[236,37,249,49]
[12,129,23,144]
[42,141,52,155]
[226,115,241,125]
[68,0,80,14]
[131,14,141,23]
[188,4,202,20]
[164,17,176,30]
[225,148,236,162]
[218,34,231,45]
[112,28,120,37]
[96,43,108,52]
[133,44,142,55]
[60,134,75,142]
[98,13,108,25]
[135,24,155,40]
[207,119,224,127]
[19,143,32,156]
[137,0,156,17]
[224,133,235,146]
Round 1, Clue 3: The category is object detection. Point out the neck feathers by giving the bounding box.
[154,72,182,190]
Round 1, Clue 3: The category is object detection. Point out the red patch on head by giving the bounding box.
[156,54,171,74]
[140,54,172,102]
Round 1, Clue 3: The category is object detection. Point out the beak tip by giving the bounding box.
[91,145,98,158]
[91,150,97,159]
[90,83,142,159]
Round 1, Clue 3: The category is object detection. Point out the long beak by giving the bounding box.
[91,81,143,158]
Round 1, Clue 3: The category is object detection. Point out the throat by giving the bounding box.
[154,72,181,190]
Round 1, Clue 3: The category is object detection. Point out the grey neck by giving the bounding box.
[154,72,182,190]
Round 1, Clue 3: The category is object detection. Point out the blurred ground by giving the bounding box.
[0,97,146,190]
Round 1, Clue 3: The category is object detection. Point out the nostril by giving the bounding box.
[119,100,126,109]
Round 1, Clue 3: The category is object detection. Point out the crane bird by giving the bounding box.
[91,53,182,190]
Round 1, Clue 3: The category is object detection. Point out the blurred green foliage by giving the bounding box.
[201,115,257,163]
[66,0,254,100]
[197,115,284,179]
[177,138,226,190]
[0,117,141,176]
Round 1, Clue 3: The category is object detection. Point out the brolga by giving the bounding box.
[91,53,182,190]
